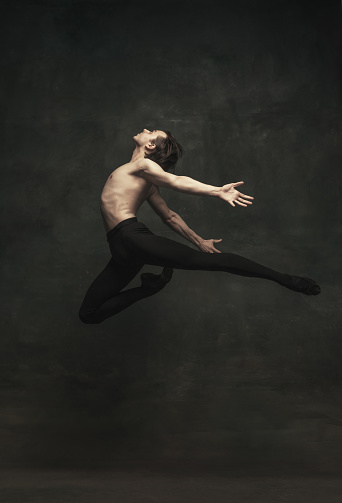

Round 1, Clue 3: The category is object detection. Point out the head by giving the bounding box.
[133,128,184,173]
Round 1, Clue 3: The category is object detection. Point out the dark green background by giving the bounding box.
[1,0,341,474]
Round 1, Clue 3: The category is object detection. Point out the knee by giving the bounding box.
[78,308,101,325]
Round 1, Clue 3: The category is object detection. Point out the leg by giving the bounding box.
[128,230,320,295]
[79,258,171,324]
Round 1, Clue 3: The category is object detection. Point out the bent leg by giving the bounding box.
[79,258,167,324]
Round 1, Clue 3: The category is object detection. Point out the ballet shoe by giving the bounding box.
[302,277,321,295]
[141,267,173,291]
[160,267,173,283]
[284,275,321,295]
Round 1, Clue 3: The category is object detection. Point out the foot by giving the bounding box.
[282,275,321,295]
[140,267,173,293]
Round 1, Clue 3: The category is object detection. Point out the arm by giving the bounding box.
[139,158,254,207]
[139,158,220,196]
[147,185,222,253]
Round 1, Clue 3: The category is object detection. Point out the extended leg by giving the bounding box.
[129,231,320,295]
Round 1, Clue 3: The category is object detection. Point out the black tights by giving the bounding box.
[79,217,297,324]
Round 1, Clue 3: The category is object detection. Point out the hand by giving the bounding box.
[219,181,254,207]
[198,238,222,253]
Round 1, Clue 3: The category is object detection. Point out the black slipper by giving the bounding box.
[284,275,321,295]
[141,267,173,291]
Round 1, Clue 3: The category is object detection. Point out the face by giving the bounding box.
[133,128,167,148]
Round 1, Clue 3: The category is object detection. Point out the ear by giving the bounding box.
[145,142,156,153]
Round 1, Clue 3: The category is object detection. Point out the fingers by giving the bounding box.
[233,181,244,187]
[238,197,252,205]
[231,198,253,207]
[239,193,254,199]
[229,201,235,207]
[212,239,222,253]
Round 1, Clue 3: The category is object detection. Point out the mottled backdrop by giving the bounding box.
[1,0,341,474]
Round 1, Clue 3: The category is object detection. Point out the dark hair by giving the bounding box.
[145,130,184,173]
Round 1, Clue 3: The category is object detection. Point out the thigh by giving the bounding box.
[132,232,204,269]
[80,258,143,312]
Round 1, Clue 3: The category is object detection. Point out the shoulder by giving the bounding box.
[136,157,162,172]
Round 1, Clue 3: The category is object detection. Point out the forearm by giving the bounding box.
[172,176,221,197]
[164,212,203,247]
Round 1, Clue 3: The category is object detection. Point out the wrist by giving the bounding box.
[194,236,204,247]
[211,186,222,198]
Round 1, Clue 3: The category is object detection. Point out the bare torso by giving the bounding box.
[100,159,152,232]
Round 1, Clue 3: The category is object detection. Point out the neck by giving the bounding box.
[130,145,146,162]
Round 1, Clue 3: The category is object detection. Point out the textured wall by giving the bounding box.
[1,0,341,473]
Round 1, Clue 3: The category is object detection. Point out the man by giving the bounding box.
[79,128,320,324]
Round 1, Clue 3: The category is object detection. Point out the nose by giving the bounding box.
[143,128,150,133]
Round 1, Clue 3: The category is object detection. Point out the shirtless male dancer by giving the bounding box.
[79,128,320,324]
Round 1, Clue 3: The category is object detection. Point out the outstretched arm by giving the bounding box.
[138,158,254,207]
[147,185,222,253]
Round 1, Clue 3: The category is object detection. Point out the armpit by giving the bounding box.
[147,183,159,199]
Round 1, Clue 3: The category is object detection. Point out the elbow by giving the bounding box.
[164,211,178,224]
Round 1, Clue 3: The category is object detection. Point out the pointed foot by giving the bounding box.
[141,267,173,292]
[284,275,321,295]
